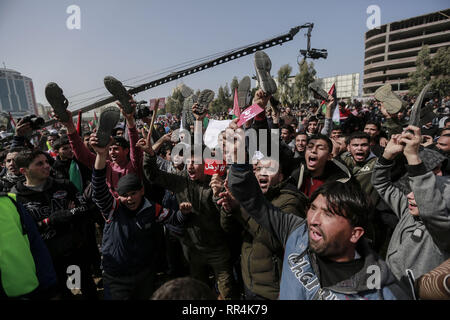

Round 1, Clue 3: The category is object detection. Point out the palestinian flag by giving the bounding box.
[8,112,16,133]
[320,83,337,115]
[76,111,82,135]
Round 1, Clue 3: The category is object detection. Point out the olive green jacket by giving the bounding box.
[221,180,307,299]
[143,154,227,252]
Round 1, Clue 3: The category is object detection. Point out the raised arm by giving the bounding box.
[90,134,116,221]
[56,110,96,169]
[320,95,335,136]
[371,134,408,219]
[228,164,305,247]
[137,130,186,194]
[117,98,143,177]
[401,125,450,252]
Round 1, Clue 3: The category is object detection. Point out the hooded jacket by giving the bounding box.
[228,164,411,300]
[372,156,450,289]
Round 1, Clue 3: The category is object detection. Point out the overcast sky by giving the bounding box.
[1,0,448,111]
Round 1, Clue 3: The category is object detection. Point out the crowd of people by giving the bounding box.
[0,54,449,301]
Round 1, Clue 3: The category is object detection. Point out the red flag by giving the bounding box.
[8,112,16,133]
[76,111,82,135]
[233,88,241,118]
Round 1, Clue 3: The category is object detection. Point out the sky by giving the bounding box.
[1,0,448,112]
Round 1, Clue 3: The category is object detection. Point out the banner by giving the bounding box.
[237,104,264,127]
[204,159,227,176]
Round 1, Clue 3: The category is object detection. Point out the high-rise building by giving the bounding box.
[0,68,39,116]
[363,9,450,95]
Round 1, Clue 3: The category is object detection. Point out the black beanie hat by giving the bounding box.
[117,174,143,196]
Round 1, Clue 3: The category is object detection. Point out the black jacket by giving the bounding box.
[11,177,90,258]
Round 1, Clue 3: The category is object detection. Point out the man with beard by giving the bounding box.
[225,142,410,299]
[217,157,307,300]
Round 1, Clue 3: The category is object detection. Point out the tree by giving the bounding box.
[430,46,450,98]
[293,59,317,105]
[408,45,450,97]
[166,87,184,115]
[210,85,233,115]
[408,45,432,96]
[277,64,293,107]
[223,83,232,102]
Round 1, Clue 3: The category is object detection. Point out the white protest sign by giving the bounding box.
[203,119,232,149]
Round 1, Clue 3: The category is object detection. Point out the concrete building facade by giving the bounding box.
[363,9,450,96]
[0,68,39,116]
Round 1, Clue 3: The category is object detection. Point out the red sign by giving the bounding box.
[158,98,166,109]
[237,104,264,127]
[149,99,157,111]
[149,98,166,110]
[204,159,227,176]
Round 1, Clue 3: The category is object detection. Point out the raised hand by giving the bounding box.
[379,137,388,148]
[399,125,422,165]
[15,118,32,137]
[53,109,76,134]
[179,202,193,215]
[210,173,224,197]
[420,135,433,147]
[117,95,136,127]
[136,128,155,156]
[252,89,271,108]
[192,103,205,121]
[217,178,239,212]
[382,134,404,160]
[90,132,112,156]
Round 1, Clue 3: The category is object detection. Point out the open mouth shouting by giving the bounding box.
[258,176,269,191]
[354,151,366,162]
[307,154,318,169]
[309,225,323,242]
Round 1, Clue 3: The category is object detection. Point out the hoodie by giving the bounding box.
[372,156,450,289]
